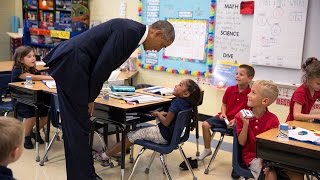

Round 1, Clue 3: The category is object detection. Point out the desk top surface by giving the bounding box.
[9,81,171,110]
[94,95,171,110]
[257,121,320,151]
[0,61,47,72]
[117,70,138,80]
[7,32,22,39]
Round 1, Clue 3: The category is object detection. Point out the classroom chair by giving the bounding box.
[0,74,13,116]
[232,127,254,179]
[40,94,62,166]
[127,109,198,180]
[204,126,233,174]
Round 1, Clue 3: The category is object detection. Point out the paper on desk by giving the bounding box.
[122,95,166,104]
[289,127,320,144]
[36,61,46,65]
[42,80,56,89]
[144,87,173,96]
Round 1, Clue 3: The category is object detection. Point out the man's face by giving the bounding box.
[143,30,173,52]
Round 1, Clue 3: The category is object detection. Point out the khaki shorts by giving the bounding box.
[248,158,262,179]
[127,126,167,144]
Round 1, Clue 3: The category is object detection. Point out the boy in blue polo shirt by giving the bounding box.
[0,117,24,180]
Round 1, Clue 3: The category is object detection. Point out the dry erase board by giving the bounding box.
[214,0,253,64]
[249,0,308,69]
[213,0,320,85]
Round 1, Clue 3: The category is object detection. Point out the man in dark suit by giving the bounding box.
[43,18,175,180]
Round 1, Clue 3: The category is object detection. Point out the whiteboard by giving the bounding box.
[213,0,320,85]
[249,0,309,69]
[214,0,253,64]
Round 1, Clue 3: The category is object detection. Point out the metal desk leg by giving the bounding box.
[121,126,126,180]
[196,119,200,156]
[35,107,40,162]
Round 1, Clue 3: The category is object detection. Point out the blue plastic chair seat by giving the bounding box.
[0,101,13,111]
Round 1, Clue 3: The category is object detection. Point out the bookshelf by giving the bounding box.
[22,0,89,59]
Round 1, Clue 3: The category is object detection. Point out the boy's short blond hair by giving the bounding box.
[254,80,279,106]
[0,117,23,162]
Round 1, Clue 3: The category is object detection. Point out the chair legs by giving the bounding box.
[39,128,61,166]
[159,154,172,180]
[204,133,225,174]
[128,147,146,180]
[145,151,157,174]
[178,145,198,180]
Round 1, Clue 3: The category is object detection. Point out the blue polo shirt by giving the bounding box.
[158,98,191,142]
[0,166,15,180]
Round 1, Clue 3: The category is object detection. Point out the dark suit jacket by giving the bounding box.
[43,18,145,103]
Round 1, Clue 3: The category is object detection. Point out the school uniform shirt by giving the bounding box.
[158,98,191,142]
[11,66,48,118]
[221,85,251,120]
[286,83,320,121]
[0,166,15,180]
[11,66,40,82]
[235,109,279,166]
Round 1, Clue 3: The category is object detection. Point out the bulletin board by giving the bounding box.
[137,0,215,77]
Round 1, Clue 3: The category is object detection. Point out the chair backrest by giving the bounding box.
[169,108,193,147]
[232,126,254,178]
[50,94,61,128]
[0,74,11,98]
[198,90,204,106]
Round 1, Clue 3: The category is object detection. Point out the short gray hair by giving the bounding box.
[150,20,175,41]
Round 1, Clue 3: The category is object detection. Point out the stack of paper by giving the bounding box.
[122,95,166,104]
[42,80,56,89]
[143,86,174,96]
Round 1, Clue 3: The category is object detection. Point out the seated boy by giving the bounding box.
[198,64,255,160]
[236,80,280,179]
[0,117,24,180]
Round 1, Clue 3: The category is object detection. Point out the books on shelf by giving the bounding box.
[42,80,56,89]
[143,86,174,96]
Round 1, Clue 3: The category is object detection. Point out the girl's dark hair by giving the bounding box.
[302,57,319,71]
[185,79,202,130]
[12,46,37,74]
[301,57,320,82]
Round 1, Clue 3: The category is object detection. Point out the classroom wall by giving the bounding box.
[6,0,290,122]
[89,0,290,122]
[0,1,16,61]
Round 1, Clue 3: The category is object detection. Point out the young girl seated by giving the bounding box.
[11,46,53,149]
[100,79,201,163]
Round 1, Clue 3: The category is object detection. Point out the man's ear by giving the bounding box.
[154,29,163,37]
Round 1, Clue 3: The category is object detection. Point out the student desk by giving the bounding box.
[256,121,320,178]
[93,95,172,180]
[9,81,53,162]
[0,60,47,74]
[116,70,138,86]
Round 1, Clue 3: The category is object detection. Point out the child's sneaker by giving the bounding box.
[30,131,45,144]
[24,136,34,149]
[197,149,212,160]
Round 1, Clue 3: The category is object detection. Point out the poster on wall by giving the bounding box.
[164,19,208,63]
[211,61,239,88]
